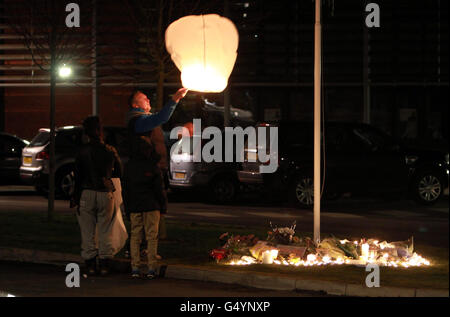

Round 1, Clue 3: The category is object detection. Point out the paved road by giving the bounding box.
[0,186,447,300]
[167,196,449,247]
[0,186,448,247]
[0,261,323,298]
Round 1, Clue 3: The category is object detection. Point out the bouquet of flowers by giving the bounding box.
[210,248,229,263]
[292,236,316,255]
[266,221,297,245]
[210,233,260,262]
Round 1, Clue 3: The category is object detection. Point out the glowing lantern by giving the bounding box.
[165,14,239,93]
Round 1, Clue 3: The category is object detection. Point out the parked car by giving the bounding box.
[169,134,241,204]
[0,132,29,184]
[20,125,128,198]
[238,121,449,207]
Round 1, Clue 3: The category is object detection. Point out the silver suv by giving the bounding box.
[169,135,240,204]
[20,125,128,198]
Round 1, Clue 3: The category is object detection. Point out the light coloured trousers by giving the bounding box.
[130,211,160,271]
[77,190,115,260]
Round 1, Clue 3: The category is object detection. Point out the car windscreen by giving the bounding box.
[29,131,49,147]
[55,130,82,147]
[352,126,388,151]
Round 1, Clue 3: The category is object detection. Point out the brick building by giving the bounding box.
[1,0,448,149]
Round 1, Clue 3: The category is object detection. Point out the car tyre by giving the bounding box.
[290,175,314,209]
[56,166,75,199]
[209,176,238,204]
[411,170,443,205]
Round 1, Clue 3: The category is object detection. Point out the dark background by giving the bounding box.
[0,0,448,151]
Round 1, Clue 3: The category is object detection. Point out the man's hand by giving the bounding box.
[172,88,188,103]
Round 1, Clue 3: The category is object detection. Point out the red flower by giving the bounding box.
[210,248,229,262]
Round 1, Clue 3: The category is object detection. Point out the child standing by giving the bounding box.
[122,139,167,279]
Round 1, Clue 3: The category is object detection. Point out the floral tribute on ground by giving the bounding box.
[210,222,431,268]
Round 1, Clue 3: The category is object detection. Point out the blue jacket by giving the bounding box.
[126,99,177,168]
[126,99,178,134]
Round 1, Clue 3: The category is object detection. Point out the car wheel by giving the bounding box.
[56,167,75,199]
[412,170,443,205]
[209,176,237,204]
[291,175,314,208]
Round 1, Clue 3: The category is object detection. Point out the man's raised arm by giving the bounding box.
[134,88,188,134]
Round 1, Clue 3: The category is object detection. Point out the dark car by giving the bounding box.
[20,125,128,198]
[0,132,30,184]
[238,121,449,207]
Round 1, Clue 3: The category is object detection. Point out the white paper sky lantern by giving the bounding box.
[165,14,239,93]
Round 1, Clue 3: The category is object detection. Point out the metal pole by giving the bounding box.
[49,62,55,222]
[223,0,230,127]
[363,1,371,124]
[48,1,56,222]
[92,0,98,115]
[313,0,322,244]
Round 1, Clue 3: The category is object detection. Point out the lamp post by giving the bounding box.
[47,62,72,222]
[92,0,98,115]
[313,0,322,244]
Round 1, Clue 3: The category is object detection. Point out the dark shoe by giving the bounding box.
[145,270,157,280]
[131,269,140,278]
[98,258,110,276]
[85,257,97,275]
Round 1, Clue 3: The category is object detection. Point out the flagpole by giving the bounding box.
[314,0,322,244]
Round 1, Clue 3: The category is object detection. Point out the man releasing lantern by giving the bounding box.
[165,14,239,93]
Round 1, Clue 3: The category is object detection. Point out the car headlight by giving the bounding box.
[445,153,449,165]
[171,152,192,163]
[405,155,418,165]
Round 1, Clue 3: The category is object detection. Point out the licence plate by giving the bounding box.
[23,156,32,165]
[173,172,186,179]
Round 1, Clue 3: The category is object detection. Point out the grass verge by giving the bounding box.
[0,210,448,290]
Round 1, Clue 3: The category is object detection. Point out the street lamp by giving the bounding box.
[58,64,72,78]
